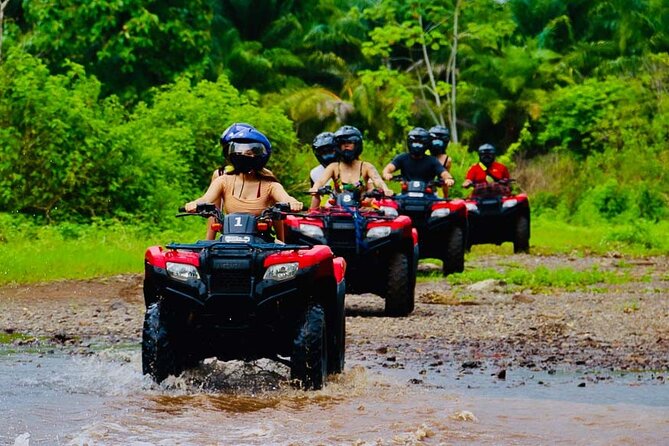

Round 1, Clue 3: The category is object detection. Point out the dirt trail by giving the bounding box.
[1,254,668,376]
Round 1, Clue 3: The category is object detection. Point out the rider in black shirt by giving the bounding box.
[382,127,455,196]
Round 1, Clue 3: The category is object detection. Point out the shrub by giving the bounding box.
[601,222,659,250]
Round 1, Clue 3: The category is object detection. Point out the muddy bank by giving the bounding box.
[1,254,668,377]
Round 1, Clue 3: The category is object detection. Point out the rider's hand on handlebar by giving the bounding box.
[290,201,304,211]
[382,172,393,181]
[445,178,455,187]
[462,180,473,189]
[184,201,198,212]
[383,188,394,197]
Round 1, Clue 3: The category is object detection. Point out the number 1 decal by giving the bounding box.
[234,216,242,227]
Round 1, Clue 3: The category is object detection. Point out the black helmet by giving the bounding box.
[477,143,496,167]
[225,127,272,173]
[428,125,450,155]
[334,125,363,163]
[407,127,430,156]
[312,132,337,167]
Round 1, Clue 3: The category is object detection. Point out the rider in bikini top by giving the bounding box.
[334,161,366,196]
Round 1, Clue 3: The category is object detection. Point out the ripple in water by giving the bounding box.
[4,349,668,446]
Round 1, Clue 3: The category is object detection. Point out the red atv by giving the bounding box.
[283,186,418,317]
[142,203,346,390]
[463,180,530,253]
[381,178,468,275]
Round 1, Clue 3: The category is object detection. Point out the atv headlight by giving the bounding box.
[466,203,479,213]
[166,262,200,281]
[366,226,391,239]
[299,223,324,238]
[380,206,398,218]
[502,199,518,209]
[430,208,451,218]
[264,262,299,281]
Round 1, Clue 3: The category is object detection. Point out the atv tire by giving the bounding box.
[513,214,530,254]
[143,276,158,307]
[326,290,346,375]
[384,252,414,317]
[291,304,327,390]
[142,301,181,384]
[443,226,465,276]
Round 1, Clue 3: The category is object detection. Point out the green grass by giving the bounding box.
[0,216,203,286]
[445,265,633,292]
[0,331,35,345]
[0,212,667,286]
[622,299,641,313]
[531,216,669,255]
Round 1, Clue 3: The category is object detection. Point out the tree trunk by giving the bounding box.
[449,0,461,143]
[0,0,10,62]
[418,15,445,127]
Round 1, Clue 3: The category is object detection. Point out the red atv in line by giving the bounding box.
[142,203,346,390]
[283,186,418,317]
[463,180,530,253]
[380,178,468,275]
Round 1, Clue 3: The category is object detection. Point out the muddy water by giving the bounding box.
[1,348,668,446]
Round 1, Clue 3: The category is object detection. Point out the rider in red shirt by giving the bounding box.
[462,144,510,188]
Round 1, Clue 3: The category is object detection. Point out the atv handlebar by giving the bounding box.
[273,202,291,212]
[177,202,305,225]
[176,203,220,218]
[309,186,389,200]
[260,202,299,221]
[389,176,444,187]
[306,185,334,196]
[362,188,386,199]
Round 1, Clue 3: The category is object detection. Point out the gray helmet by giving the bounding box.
[334,125,363,163]
[312,132,337,167]
[477,143,496,166]
[428,125,450,155]
[407,127,430,156]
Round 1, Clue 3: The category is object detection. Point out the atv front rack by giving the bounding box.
[166,242,312,251]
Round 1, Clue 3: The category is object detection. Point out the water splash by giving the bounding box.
[13,432,30,446]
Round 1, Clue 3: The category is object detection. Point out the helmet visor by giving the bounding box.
[431,139,445,149]
[229,142,267,157]
[479,151,495,165]
[316,145,336,155]
[338,135,360,145]
[409,141,427,155]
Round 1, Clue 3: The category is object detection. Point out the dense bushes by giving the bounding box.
[515,71,669,227]
[2,0,668,240]
[0,49,126,220]
[0,49,303,224]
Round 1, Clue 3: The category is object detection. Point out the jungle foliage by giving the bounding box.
[0,0,668,235]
